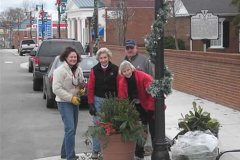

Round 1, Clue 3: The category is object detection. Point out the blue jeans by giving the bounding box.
[92,96,105,152]
[58,102,79,160]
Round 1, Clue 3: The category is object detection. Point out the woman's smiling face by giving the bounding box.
[99,53,109,66]
[66,51,78,66]
[122,66,133,78]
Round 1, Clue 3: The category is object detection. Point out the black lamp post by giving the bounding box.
[36,4,44,40]
[151,0,170,159]
[25,11,33,39]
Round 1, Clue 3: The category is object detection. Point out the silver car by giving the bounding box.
[42,55,98,108]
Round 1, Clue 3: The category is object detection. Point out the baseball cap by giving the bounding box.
[125,40,136,47]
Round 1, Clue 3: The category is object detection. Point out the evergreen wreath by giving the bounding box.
[145,2,173,97]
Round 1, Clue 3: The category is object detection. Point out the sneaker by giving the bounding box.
[91,152,99,159]
[144,146,153,156]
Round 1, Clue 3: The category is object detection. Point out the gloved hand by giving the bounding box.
[79,88,85,96]
[89,104,96,116]
[71,96,80,106]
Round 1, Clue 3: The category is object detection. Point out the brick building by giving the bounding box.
[165,0,240,53]
[66,0,239,53]
[11,19,67,49]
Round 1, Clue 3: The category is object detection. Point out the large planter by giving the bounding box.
[100,134,136,160]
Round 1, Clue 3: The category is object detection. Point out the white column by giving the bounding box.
[77,18,82,42]
[81,18,86,44]
[190,39,192,51]
[71,18,75,39]
[67,19,71,38]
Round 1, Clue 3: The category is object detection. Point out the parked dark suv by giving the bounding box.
[32,39,85,91]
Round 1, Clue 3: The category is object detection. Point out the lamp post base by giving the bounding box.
[151,145,170,160]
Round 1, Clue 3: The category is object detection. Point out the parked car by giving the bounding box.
[28,47,38,73]
[43,55,98,108]
[32,39,85,91]
[19,39,36,56]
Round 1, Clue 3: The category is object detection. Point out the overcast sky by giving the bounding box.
[0,0,58,20]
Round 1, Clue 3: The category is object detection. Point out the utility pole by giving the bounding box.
[93,0,98,41]
[30,11,32,39]
[25,11,33,39]
[17,17,20,48]
[151,0,170,159]
[57,0,61,38]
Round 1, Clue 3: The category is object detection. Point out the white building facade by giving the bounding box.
[66,0,106,45]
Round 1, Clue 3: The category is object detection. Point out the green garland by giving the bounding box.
[145,2,173,97]
[145,2,170,60]
[147,66,173,97]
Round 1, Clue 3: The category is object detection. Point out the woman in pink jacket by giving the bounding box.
[118,60,155,159]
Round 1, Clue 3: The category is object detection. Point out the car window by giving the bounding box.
[48,56,62,78]
[22,40,35,44]
[38,41,84,57]
[80,58,98,70]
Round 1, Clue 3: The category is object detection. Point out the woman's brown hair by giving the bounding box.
[59,47,81,63]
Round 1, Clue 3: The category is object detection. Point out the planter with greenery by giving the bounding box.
[85,96,146,160]
[176,101,220,139]
[171,102,220,160]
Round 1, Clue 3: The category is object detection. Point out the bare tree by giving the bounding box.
[0,8,25,29]
[107,0,134,46]
[0,8,25,48]
[168,0,183,50]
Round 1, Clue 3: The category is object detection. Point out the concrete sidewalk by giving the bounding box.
[35,90,240,160]
[165,90,240,160]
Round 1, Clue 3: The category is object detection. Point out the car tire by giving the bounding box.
[33,78,42,91]
[19,52,23,56]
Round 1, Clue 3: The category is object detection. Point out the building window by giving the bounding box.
[210,18,224,48]
[210,18,229,49]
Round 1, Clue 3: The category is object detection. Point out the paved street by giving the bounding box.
[0,49,92,160]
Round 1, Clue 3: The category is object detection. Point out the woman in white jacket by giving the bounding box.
[53,47,84,160]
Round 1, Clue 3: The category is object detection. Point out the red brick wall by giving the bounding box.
[106,4,154,46]
[102,44,240,110]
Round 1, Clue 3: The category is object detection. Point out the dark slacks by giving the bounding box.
[135,104,155,158]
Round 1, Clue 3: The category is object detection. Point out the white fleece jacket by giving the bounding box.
[52,61,84,102]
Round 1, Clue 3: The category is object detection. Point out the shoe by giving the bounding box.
[61,155,79,159]
[91,152,99,159]
[135,156,144,160]
[144,145,153,156]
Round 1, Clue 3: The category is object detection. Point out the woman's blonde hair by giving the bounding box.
[119,60,136,76]
[96,47,112,60]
